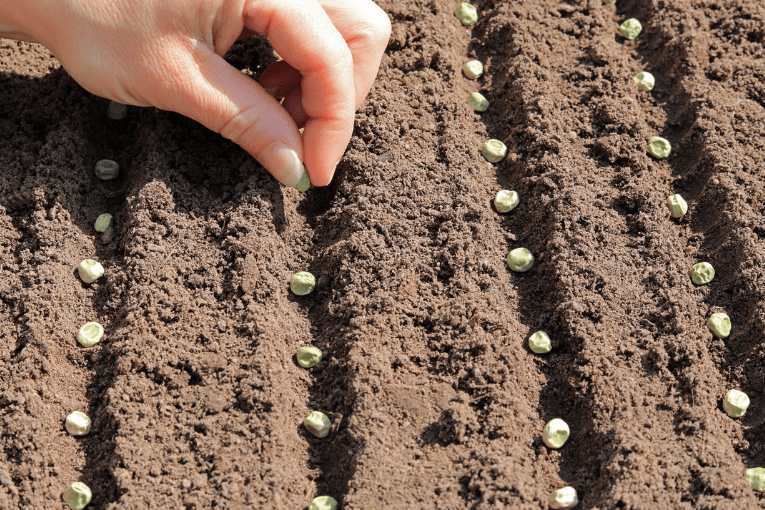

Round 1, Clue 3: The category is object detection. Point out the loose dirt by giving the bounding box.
[1,0,765,508]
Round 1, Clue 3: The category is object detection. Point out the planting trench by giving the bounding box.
[1,0,765,508]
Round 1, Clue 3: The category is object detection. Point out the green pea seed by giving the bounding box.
[507,248,534,272]
[745,467,765,492]
[468,92,489,112]
[706,312,730,339]
[304,411,331,438]
[309,496,338,510]
[528,331,551,354]
[667,194,688,218]
[63,482,92,510]
[494,190,519,213]
[603,0,616,4]
[634,71,655,91]
[297,346,322,368]
[648,136,671,159]
[723,389,749,418]
[691,262,714,285]
[295,170,310,192]
[483,139,507,163]
[454,3,478,26]
[290,271,316,296]
[619,18,642,40]
[94,159,119,181]
[463,60,483,80]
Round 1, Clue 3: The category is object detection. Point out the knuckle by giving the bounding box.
[218,104,264,150]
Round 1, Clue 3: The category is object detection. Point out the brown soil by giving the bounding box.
[2,0,765,508]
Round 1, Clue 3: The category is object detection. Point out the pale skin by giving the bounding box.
[0,0,391,187]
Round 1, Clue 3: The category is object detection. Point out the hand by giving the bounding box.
[1,0,390,187]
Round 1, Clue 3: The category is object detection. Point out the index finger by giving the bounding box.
[245,0,355,186]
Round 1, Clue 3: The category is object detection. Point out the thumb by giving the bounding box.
[162,47,306,187]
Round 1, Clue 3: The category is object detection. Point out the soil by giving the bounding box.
[1,0,765,508]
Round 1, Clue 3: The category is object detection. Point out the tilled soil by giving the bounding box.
[1,0,765,508]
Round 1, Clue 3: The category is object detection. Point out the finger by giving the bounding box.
[282,87,309,129]
[259,60,302,98]
[245,0,356,186]
[158,46,306,187]
[317,0,391,109]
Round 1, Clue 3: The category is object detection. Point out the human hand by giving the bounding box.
[0,0,391,187]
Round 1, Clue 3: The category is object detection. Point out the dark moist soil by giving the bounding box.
[1,0,765,508]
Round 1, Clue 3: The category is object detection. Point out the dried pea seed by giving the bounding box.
[454,3,478,26]
[63,482,92,510]
[691,262,714,285]
[94,159,119,181]
[633,71,655,91]
[745,468,765,492]
[65,411,92,436]
[542,418,570,449]
[548,486,578,509]
[297,346,322,368]
[309,496,338,510]
[296,170,310,192]
[667,194,688,218]
[77,322,104,347]
[290,271,316,296]
[78,259,104,284]
[507,248,534,272]
[529,331,551,354]
[649,136,671,159]
[619,18,642,40]
[483,139,507,163]
[706,312,730,339]
[463,60,483,80]
[723,389,750,418]
[304,411,331,438]
[94,214,112,233]
[494,190,519,213]
[468,92,489,112]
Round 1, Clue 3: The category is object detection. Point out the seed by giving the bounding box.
[63,482,92,510]
[107,101,127,120]
[506,248,534,272]
[706,312,730,339]
[78,259,104,284]
[548,486,578,510]
[603,0,616,3]
[648,136,671,159]
[309,496,338,510]
[468,92,489,112]
[65,411,92,436]
[529,331,551,354]
[494,190,519,213]
[667,194,688,218]
[290,271,316,296]
[296,170,311,192]
[723,389,750,418]
[483,139,507,163]
[297,346,323,368]
[542,418,570,449]
[633,71,655,91]
[77,322,104,347]
[745,467,765,492]
[454,3,478,26]
[619,18,643,40]
[691,262,715,285]
[94,214,113,233]
[463,60,484,80]
[303,411,331,438]
[94,159,119,181]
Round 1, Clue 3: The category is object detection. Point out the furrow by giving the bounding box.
[621,0,765,501]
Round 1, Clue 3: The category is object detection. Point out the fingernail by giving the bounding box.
[259,142,304,187]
